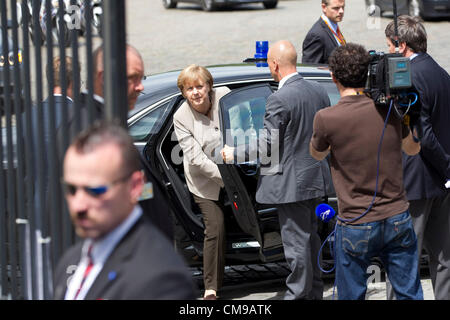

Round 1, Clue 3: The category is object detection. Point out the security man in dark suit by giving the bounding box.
[53,121,196,300]
[385,15,450,300]
[302,0,346,64]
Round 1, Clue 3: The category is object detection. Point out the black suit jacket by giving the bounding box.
[28,95,73,213]
[30,94,73,170]
[302,18,339,64]
[402,53,450,200]
[53,212,197,300]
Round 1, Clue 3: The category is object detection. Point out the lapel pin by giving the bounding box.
[108,271,117,281]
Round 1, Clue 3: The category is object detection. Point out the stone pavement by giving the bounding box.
[217,275,435,300]
[127,0,450,75]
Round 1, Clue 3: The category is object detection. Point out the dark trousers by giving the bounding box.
[276,198,323,300]
[387,192,450,300]
[193,194,226,292]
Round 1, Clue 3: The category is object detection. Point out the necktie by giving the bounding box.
[74,245,94,299]
[335,26,346,45]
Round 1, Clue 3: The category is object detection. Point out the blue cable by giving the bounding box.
[317,99,395,299]
[398,92,418,107]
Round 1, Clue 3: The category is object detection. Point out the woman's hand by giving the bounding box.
[221,145,235,163]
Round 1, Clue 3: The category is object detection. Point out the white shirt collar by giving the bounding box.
[80,89,105,104]
[53,93,74,102]
[93,93,105,104]
[409,53,419,60]
[65,205,143,300]
[88,205,142,264]
[278,72,298,89]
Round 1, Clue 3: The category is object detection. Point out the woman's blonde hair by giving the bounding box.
[177,64,214,94]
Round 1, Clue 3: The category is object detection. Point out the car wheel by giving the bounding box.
[263,0,278,9]
[162,0,177,9]
[201,0,216,11]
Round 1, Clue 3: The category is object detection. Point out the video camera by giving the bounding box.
[365,51,411,105]
[364,1,421,131]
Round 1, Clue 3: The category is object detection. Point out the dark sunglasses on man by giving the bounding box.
[62,173,133,198]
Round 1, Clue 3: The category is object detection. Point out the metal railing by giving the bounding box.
[0,0,127,299]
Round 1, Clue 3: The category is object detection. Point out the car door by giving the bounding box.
[217,83,284,263]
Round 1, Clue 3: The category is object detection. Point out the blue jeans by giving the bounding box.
[335,210,423,300]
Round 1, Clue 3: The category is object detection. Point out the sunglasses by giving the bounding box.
[62,173,132,198]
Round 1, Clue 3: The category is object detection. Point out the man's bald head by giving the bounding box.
[268,40,298,67]
[267,40,298,82]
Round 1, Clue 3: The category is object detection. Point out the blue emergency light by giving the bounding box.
[254,41,268,67]
[254,41,269,60]
[242,41,269,67]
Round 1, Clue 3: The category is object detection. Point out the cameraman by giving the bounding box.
[385,15,450,300]
[310,43,423,300]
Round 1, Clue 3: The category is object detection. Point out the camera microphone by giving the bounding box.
[315,203,336,223]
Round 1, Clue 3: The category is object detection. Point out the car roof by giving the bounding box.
[130,63,331,117]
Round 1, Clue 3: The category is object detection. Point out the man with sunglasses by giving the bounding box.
[53,121,196,300]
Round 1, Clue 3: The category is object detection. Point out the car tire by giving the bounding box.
[201,0,217,11]
[263,0,278,9]
[162,0,177,9]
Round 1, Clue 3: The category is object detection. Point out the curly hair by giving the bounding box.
[328,43,370,88]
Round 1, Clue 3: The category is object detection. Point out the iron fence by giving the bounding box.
[0,0,127,299]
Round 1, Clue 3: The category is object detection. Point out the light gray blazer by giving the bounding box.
[173,86,231,201]
[256,74,332,204]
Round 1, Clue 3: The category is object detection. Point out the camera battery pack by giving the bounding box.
[388,56,411,89]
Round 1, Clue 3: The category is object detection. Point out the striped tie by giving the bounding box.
[336,26,346,45]
[74,245,94,299]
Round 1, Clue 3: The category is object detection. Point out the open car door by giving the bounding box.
[217,83,284,262]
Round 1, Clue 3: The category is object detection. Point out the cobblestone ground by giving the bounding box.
[126,0,450,75]
[204,265,434,300]
[215,277,435,300]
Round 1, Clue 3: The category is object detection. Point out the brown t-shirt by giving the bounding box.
[311,94,409,224]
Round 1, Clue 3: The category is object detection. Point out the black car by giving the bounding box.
[162,0,278,11]
[128,63,340,266]
[366,0,450,19]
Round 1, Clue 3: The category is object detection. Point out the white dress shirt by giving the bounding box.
[278,72,298,90]
[64,205,143,300]
[53,94,74,102]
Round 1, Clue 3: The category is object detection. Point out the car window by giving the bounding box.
[220,84,273,147]
[220,81,339,148]
[317,80,340,105]
[128,100,172,142]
